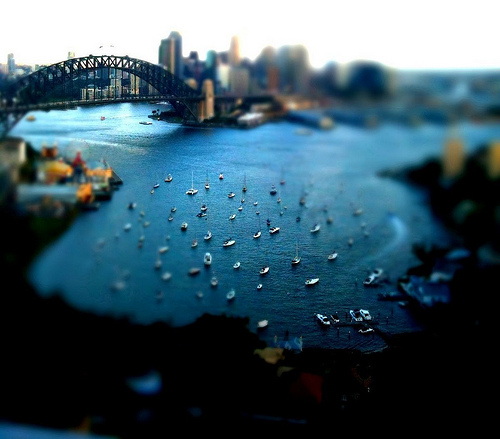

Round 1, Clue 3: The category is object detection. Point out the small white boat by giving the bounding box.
[123,223,132,231]
[233,261,241,269]
[359,309,372,321]
[257,284,263,290]
[150,189,155,194]
[269,226,280,234]
[204,230,212,240]
[228,192,236,198]
[161,272,172,281]
[310,223,321,233]
[316,313,331,326]
[171,207,177,212]
[204,252,212,266]
[253,201,258,206]
[305,278,319,286]
[219,173,224,180]
[189,267,201,276]
[291,255,301,265]
[186,171,198,195]
[210,276,218,287]
[270,184,277,195]
[349,310,363,322]
[358,327,374,334]
[196,212,207,218]
[168,214,173,221]
[229,214,236,220]
[226,289,236,301]
[181,222,188,231]
[253,230,261,239]
[153,183,160,189]
[223,238,236,247]
[200,204,208,211]
[259,266,270,275]
[191,239,198,248]
[257,319,268,329]
[328,251,338,261]
[158,246,169,254]
[330,314,340,323]
[238,206,243,211]
[139,121,152,125]
[205,182,210,189]
[165,174,173,182]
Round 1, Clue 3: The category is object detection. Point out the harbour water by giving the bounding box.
[13,102,500,352]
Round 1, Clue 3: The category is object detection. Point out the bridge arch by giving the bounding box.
[1,54,201,137]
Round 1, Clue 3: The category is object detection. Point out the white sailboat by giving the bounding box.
[186,171,198,195]
[291,240,301,265]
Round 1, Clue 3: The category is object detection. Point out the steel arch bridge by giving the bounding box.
[0,54,202,138]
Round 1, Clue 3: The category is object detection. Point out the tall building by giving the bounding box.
[158,31,183,79]
[229,35,240,67]
[7,53,15,75]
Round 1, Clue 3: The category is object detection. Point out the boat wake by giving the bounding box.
[360,212,409,266]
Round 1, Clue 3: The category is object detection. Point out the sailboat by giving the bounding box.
[186,171,198,195]
[204,172,210,190]
[204,211,212,240]
[253,214,262,239]
[242,173,247,193]
[291,240,301,265]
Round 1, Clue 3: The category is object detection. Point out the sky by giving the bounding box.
[1,0,499,71]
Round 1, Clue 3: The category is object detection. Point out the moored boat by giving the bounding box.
[305,278,319,286]
[259,266,270,275]
[223,238,236,247]
[315,313,331,326]
[349,309,363,322]
[204,252,212,266]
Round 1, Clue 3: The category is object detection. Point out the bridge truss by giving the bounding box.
[0,54,202,137]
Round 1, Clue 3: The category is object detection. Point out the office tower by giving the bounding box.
[158,31,183,79]
[7,53,15,74]
[200,79,215,120]
[229,35,240,67]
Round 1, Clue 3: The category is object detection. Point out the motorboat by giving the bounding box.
[359,309,372,320]
[266,218,271,226]
[228,192,236,198]
[189,267,201,276]
[229,214,236,220]
[168,214,173,221]
[171,207,177,212]
[204,230,212,240]
[238,206,243,211]
[315,313,331,326]
[123,223,132,231]
[257,284,263,290]
[210,276,218,287]
[269,226,280,234]
[161,272,172,281]
[219,173,224,180]
[165,174,173,182]
[257,319,268,329]
[253,230,261,239]
[305,278,319,286]
[349,310,363,322]
[139,121,152,125]
[233,261,241,269]
[223,238,236,247]
[204,252,212,266]
[328,251,338,261]
[196,212,207,218]
[358,327,374,334]
[310,223,320,233]
[253,201,258,206]
[158,246,169,254]
[259,266,270,275]
[150,189,155,194]
[181,222,188,231]
[153,183,160,189]
[200,204,208,211]
[270,184,277,195]
[226,289,236,301]
[363,273,378,286]
[191,239,198,248]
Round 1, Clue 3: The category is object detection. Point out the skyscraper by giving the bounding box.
[7,53,15,75]
[229,35,240,67]
[158,31,183,79]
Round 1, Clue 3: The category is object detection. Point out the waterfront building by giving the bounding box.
[200,79,215,120]
[7,53,15,75]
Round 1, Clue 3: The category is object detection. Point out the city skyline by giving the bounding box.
[1,0,499,72]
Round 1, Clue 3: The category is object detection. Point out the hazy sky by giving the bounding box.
[1,0,498,71]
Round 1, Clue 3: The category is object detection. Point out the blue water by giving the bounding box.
[12,103,500,352]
